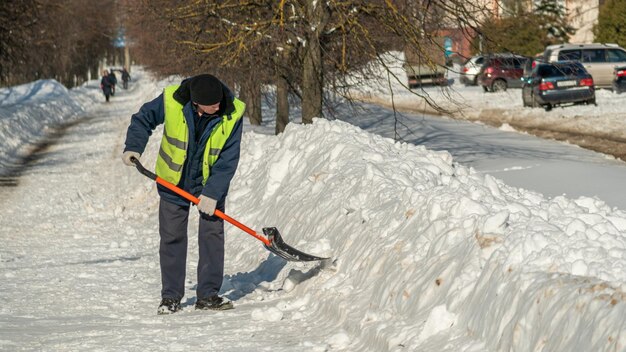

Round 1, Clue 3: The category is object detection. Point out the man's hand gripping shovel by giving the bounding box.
[131,158,328,262]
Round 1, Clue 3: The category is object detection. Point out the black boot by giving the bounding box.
[157,298,181,315]
[195,295,234,311]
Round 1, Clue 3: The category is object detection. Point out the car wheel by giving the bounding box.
[543,104,552,112]
[491,79,507,92]
[587,98,597,106]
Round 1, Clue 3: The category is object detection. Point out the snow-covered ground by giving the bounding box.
[1,67,625,351]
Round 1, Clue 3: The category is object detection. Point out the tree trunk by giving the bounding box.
[276,72,289,134]
[124,46,131,71]
[301,1,327,124]
[275,45,290,134]
[241,79,262,125]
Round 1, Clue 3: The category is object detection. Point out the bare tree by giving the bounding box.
[0,1,39,86]
[124,1,492,133]
[1,0,117,88]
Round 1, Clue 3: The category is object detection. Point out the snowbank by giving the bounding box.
[128,116,626,350]
[223,119,626,351]
[0,79,102,172]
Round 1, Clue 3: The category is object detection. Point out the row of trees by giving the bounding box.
[124,0,623,134]
[0,0,118,88]
[122,0,491,134]
[2,0,492,135]
[4,0,623,134]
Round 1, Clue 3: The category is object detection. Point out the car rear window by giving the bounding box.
[493,57,526,68]
[537,63,586,77]
[558,50,581,61]
[486,58,502,67]
[581,49,606,63]
[607,49,626,62]
[512,58,528,68]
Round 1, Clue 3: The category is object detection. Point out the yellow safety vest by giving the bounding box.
[155,84,245,185]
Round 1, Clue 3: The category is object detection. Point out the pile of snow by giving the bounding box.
[0,79,102,172]
[126,114,626,350]
[229,119,626,351]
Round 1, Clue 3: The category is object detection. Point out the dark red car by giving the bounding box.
[477,54,530,92]
[613,65,626,94]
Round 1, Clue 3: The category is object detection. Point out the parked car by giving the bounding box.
[613,65,626,94]
[459,55,484,85]
[403,62,447,87]
[477,54,530,92]
[542,43,626,88]
[403,40,448,88]
[522,61,596,111]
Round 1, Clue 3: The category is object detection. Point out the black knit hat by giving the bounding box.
[190,74,223,105]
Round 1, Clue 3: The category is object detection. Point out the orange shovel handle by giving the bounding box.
[130,158,327,262]
[154,176,270,246]
[129,157,270,246]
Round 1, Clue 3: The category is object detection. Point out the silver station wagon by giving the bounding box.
[542,43,626,89]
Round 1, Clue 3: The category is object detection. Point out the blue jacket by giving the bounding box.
[124,80,243,206]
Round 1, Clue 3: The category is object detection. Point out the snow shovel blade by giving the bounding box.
[263,227,328,262]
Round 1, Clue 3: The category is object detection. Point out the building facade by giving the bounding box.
[487,0,600,43]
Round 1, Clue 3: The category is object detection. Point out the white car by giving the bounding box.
[542,43,626,88]
[459,55,484,85]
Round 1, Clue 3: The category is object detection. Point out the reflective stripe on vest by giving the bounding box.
[156,84,246,186]
[201,98,245,184]
[155,85,188,184]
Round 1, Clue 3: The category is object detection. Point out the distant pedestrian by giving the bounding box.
[100,70,113,102]
[108,69,118,96]
[121,67,131,89]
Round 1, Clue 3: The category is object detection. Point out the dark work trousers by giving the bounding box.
[158,199,225,301]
